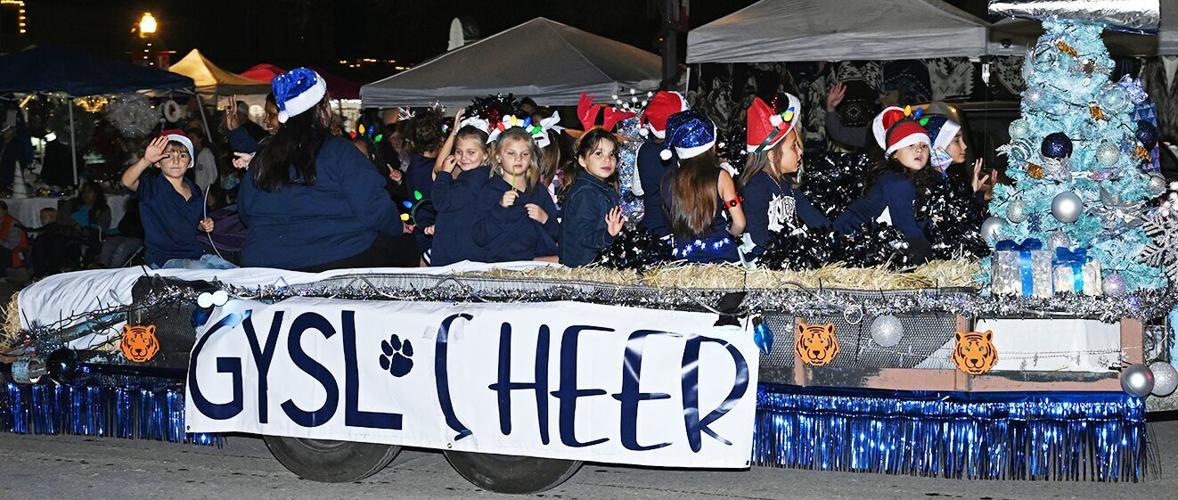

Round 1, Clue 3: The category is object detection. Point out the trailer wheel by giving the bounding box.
[444,451,582,494]
[263,436,400,483]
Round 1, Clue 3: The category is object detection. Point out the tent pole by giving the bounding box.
[194,91,213,145]
[68,97,78,186]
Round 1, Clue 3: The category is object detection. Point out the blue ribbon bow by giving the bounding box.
[1053,247,1088,293]
[996,239,1043,296]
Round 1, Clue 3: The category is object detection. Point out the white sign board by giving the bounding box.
[185,298,758,468]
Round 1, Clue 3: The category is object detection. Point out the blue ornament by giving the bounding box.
[752,315,774,355]
[1041,132,1073,159]
[1136,121,1158,149]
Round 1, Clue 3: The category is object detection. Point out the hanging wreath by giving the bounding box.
[106,94,160,138]
[162,99,185,124]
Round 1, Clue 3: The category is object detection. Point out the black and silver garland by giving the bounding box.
[594,227,672,272]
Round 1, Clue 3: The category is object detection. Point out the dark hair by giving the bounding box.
[560,127,619,203]
[265,93,277,107]
[864,156,935,198]
[668,149,720,239]
[254,98,328,191]
[410,110,445,155]
[538,129,564,182]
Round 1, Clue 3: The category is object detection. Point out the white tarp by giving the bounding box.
[686,0,992,63]
[989,0,1178,57]
[185,298,758,468]
[361,18,664,109]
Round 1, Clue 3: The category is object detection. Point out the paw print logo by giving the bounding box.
[379,334,414,377]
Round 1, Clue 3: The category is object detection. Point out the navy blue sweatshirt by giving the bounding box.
[473,177,560,262]
[430,166,492,266]
[741,171,830,258]
[559,174,619,267]
[637,140,676,237]
[238,137,403,269]
[833,172,928,240]
[404,153,438,253]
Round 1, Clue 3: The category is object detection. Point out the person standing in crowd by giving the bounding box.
[186,126,218,192]
[740,94,830,260]
[0,201,29,276]
[636,91,689,238]
[430,110,493,266]
[663,110,745,263]
[474,127,559,263]
[559,128,624,267]
[835,107,934,261]
[0,109,32,194]
[238,68,418,271]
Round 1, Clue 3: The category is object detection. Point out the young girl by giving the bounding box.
[662,110,745,263]
[430,110,493,266]
[559,127,624,267]
[834,106,934,260]
[474,127,559,262]
[924,113,994,200]
[636,91,689,238]
[740,95,829,260]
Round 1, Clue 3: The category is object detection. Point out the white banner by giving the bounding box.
[185,298,759,468]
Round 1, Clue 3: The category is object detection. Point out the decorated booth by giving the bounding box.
[2,1,1178,495]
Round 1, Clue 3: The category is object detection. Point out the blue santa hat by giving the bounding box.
[661,109,716,161]
[272,67,327,123]
[922,114,960,152]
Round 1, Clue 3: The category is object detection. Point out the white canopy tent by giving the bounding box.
[361,17,664,109]
[988,0,1178,57]
[687,0,993,64]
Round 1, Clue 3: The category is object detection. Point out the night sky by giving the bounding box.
[2,0,994,83]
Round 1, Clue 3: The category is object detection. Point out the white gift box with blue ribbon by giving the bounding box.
[992,238,1053,298]
[1051,247,1102,296]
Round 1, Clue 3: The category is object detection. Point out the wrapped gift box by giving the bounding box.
[992,239,1052,298]
[1051,247,1102,296]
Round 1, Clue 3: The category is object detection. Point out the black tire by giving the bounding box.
[443,451,582,494]
[263,436,401,483]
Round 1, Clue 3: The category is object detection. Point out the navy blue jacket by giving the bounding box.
[637,140,676,237]
[559,174,619,267]
[238,137,403,269]
[741,172,830,258]
[473,177,560,262]
[137,173,204,267]
[834,172,928,240]
[404,153,438,253]
[430,166,492,266]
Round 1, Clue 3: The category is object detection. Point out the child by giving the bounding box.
[740,94,830,259]
[405,110,445,260]
[834,107,934,260]
[121,130,224,269]
[559,127,624,267]
[924,113,994,200]
[636,91,689,238]
[429,110,493,266]
[474,127,559,262]
[662,110,745,263]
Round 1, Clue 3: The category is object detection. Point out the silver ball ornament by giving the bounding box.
[1047,231,1071,251]
[1096,141,1120,166]
[1102,273,1127,296]
[1150,362,1178,397]
[1025,87,1046,106]
[870,315,904,347]
[1121,364,1155,397]
[1051,191,1084,223]
[1006,199,1028,223]
[1148,176,1167,196]
[981,216,1005,245]
[1008,119,1030,140]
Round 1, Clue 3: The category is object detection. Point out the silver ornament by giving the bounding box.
[1150,362,1178,397]
[1148,176,1167,196]
[1102,273,1127,296]
[1096,141,1120,166]
[981,216,1005,245]
[1052,191,1084,223]
[1025,87,1045,106]
[870,315,904,347]
[1121,364,1155,397]
[1007,199,1028,223]
[1008,119,1030,140]
[1047,230,1071,250]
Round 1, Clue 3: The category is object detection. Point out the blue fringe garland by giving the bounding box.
[753,384,1147,481]
[0,381,221,447]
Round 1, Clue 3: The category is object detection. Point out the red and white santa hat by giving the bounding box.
[160,128,194,168]
[745,93,801,154]
[872,106,930,157]
[640,90,689,139]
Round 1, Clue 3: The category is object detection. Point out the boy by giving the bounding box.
[121,130,226,269]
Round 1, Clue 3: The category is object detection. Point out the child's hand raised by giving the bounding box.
[387,165,403,183]
[500,190,519,208]
[143,136,170,165]
[232,152,254,170]
[441,154,457,173]
[452,109,466,135]
[525,203,548,224]
[605,206,624,237]
[199,217,214,233]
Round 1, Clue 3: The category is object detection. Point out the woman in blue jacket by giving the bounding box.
[559,128,625,267]
[474,127,559,262]
[238,68,418,271]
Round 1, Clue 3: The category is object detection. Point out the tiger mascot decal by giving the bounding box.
[120,325,160,363]
[953,330,997,375]
[795,321,839,366]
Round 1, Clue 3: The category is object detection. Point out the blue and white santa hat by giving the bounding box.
[661,109,716,160]
[272,67,327,123]
[922,114,960,170]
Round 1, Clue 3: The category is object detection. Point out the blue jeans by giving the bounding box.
[155,254,237,270]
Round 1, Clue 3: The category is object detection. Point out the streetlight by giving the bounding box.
[138,12,157,38]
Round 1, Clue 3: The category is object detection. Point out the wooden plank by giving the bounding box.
[793,317,808,387]
[954,315,972,391]
[1121,318,1144,365]
[859,368,958,391]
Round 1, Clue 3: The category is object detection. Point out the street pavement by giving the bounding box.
[1,417,1176,500]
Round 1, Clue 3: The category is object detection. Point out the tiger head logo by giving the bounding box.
[120,325,160,363]
[953,330,997,375]
[795,322,839,366]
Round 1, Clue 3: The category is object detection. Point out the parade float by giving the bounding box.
[2,1,1178,495]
